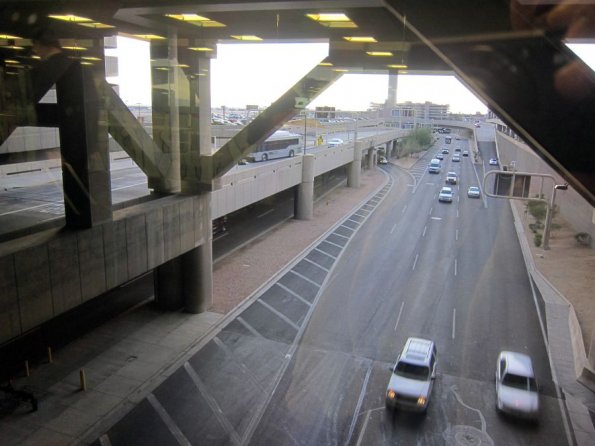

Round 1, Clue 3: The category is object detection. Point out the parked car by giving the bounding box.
[489,158,499,166]
[378,156,388,165]
[327,138,344,147]
[495,351,539,420]
[386,337,437,413]
[467,186,481,198]
[438,187,453,203]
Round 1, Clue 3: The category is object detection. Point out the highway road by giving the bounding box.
[96,135,570,445]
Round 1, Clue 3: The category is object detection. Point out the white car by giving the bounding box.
[327,138,344,147]
[489,158,499,166]
[446,172,458,184]
[467,186,481,198]
[378,156,388,165]
[495,351,539,420]
[438,187,453,203]
[386,338,437,413]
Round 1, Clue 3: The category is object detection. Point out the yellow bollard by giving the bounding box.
[79,369,87,391]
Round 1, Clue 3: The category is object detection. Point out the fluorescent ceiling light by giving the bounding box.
[366,51,393,56]
[49,14,92,23]
[166,14,225,27]
[0,34,21,39]
[230,35,263,41]
[318,62,333,66]
[133,34,166,40]
[387,64,407,69]
[62,45,87,50]
[306,13,357,28]
[189,47,214,52]
[79,22,115,29]
[343,36,377,43]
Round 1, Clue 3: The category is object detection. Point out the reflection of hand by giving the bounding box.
[510,1,595,99]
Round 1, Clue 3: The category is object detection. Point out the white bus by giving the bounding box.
[247,130,303,162]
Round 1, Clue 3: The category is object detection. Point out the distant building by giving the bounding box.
[386,101,450,129]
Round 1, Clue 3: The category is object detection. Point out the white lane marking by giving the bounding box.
[184,364,242,446]
[456,229,459,241]
[355,410,372,446]
[454,259,458,276]
[390,223,397,234]
[289,269,322,288]
[303,256,330,272]
[457,209,459,218]
[346,365,373,446]
[276,282,312,308]
[257,299,300,331]
[332,232,350,240]
[422,225,427,237]
[111,181,147,191]
[429,206,433,215]
[257,208,274,218]
[401,204,408,214]
[147,393,192,446]
[314,247,336,260]
[431,216,442,221]
[394,301,405,332]
[0,203,50,216]
[412,253,419,271]
[452,309,456,339]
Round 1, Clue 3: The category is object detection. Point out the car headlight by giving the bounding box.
[387,390,396,400]
[417,396,427,406]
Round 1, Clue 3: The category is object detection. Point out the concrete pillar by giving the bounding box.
[295,154,315,220]
[149,27,181,193]
[182,243,212,313]
[155,257,184,311]
[56,38,112,228]
[348,141,363,188]
[386,142,391,159]
[368,148,375,170]
[387,74,398,109]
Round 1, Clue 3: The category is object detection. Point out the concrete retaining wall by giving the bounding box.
[0,194,209,344]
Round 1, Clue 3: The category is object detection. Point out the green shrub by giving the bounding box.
[534,233,542,247]
[575,232,592,246]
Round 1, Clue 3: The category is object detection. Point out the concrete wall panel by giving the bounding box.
[126,214,148,279]
[104,219,128,289]
[77,226,106,302]
[14,245,53,332]
[163,203,181,261]
[48,233,82,314]
[0,256,20,343]
[179,199,195,249]
[146,207,165,269]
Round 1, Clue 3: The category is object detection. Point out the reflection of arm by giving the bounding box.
[510,1,595,99]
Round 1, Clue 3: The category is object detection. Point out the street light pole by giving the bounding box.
[304,110,307,155]
[543,183,568,250]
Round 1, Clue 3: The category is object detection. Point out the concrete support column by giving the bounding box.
[368,148,375,170]
[295,154,315,220]
[385,142,391,159]
[149,27,181,193]
[155,257,184,311]
[182,243,212,313]
[56,38,112,228]
[348,141,363,188]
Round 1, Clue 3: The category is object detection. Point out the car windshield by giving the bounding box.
[395,362,430,380]
[502,373,537,391]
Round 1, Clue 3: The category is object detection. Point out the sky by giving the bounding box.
[109,37,595,115]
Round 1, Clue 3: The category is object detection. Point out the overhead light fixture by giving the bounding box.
[62,45,87,51]
[133,34,166,40]
[82,56,102,61]
[79,22,115,29]
[367,51,393,57]
[333,68,348,72]
[189,47,214,52]
[4,59,19,64]
[1,45,24,50]
[306,13,357,28]
[230,35,262,41]
[318,62,333,66]
[387,64,408,69]
[80,61,94,66]
[343,36,377,43]
[49,14,93,23]
[0,34,22,39]
[165,14,225,27]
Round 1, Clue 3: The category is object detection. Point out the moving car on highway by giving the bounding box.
[327,138,344,147]
[467,186,481,198]
[446,172,458,185]
[438,187,454,203]
[386,337,437,413]
[489,158,499,166]
[495,351,539,420]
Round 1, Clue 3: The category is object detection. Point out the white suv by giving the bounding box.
[386,337,437,413]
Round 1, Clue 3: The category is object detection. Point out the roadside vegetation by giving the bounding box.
[396,128,433,158]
